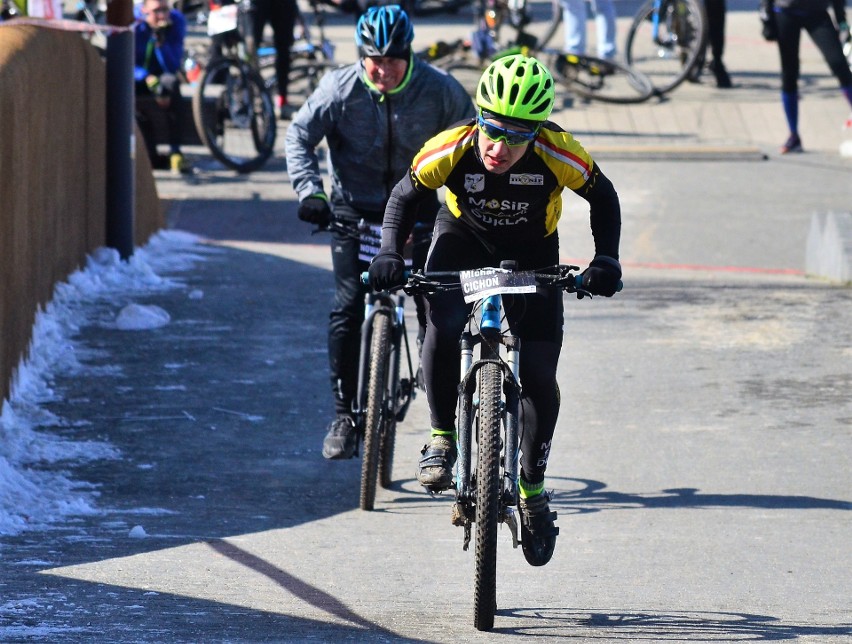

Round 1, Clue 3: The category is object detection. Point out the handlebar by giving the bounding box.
[360,265,624,298]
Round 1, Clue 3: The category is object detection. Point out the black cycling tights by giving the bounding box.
[422,213,564,481]
[776,9,852,94]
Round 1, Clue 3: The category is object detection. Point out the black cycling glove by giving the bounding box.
[368,248,406,292]
[581,255,622,297]
[297,195,331,226]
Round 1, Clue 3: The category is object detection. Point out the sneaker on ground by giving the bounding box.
[519,491,559,567]
[169,152,190,175]
[322,415,358,460]
[780,134,803,154]
[416,435,456,492]
[710,59,732,88]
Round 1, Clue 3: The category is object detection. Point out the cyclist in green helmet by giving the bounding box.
[368,54,623,567]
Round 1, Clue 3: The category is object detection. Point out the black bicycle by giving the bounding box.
[404,262,618,631]
[322,220,426,511]
[192,0,276,173]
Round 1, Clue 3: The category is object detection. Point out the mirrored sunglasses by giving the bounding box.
[477,114,538,146]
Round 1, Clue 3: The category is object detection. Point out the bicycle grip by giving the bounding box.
[360,270,411,286]
[573,274,624,292]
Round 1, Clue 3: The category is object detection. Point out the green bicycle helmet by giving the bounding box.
[475,54,555,122]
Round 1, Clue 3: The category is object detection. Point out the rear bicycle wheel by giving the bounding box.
[547,52,654,104]
[192,58,276,173]
[473,362,502,632]
[624,0,708,96]
[360,313,391,511]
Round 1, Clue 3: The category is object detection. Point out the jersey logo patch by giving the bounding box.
[464,174,485,193]
[509,173,544,186]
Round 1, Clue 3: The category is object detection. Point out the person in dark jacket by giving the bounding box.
[761,0,852,153]
[134,0,189,174]
[284,5,474,460]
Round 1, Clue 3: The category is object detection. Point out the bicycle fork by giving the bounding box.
[451,295,523,550]
[352,294,416,435]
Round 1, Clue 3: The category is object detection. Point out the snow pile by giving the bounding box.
[0,231,206,536]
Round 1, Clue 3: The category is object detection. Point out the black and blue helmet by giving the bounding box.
[355,4,414,59]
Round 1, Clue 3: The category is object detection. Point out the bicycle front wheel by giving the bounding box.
[547,52,655,104]
[360,312,391,511]
[624,0,708,95]
[473,361,502,632]
[192,58,276,174]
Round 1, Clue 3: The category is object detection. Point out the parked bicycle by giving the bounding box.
[403,262,616,631]
[418,0,654,104]
[191,0,276,173]
[321,220,426,511]
[624,0,708,96]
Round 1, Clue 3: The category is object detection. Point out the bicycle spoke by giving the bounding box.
[625,0,707,95]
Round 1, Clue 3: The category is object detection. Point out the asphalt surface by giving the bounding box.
[1,3,851,643]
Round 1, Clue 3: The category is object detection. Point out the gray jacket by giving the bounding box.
[284,56,475,220]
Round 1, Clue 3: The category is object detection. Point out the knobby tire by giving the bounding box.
[360,313,390,511]
[192,58,276,174]
[377,332,399,489]
[473,361,502,631]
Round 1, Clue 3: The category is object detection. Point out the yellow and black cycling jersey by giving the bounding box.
[412,120,593,240]
[381,118,620,257]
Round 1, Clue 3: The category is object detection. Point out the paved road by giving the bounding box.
[1,4,851,642]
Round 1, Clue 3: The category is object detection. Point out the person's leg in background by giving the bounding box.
[803,10,852,129]
[591,0,616,60]
[776,9,803,153]
[159,74,190,174]
[254,0,298,119]
[561,0,588,55]
[705,0,731,87]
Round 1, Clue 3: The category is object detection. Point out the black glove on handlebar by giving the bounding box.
[581,255,622,297]
[297,196,331,226]
[368,248,406,292]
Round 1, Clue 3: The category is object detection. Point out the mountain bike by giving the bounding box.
[419,0,654,104]
[323,221,427,511]
[192,0,276,173]
[403,262,615,631]
[624,0,708,96]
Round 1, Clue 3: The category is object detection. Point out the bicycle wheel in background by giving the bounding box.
[473,361,502,632]
[192,58,276,174]
[360,313,391,511]
[624,0,708,96]
[546,52,655,104]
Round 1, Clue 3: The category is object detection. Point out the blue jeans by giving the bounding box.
[561,0,617,60]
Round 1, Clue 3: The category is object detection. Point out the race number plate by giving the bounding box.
[358,223,414,268]
[459,268,536,303]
